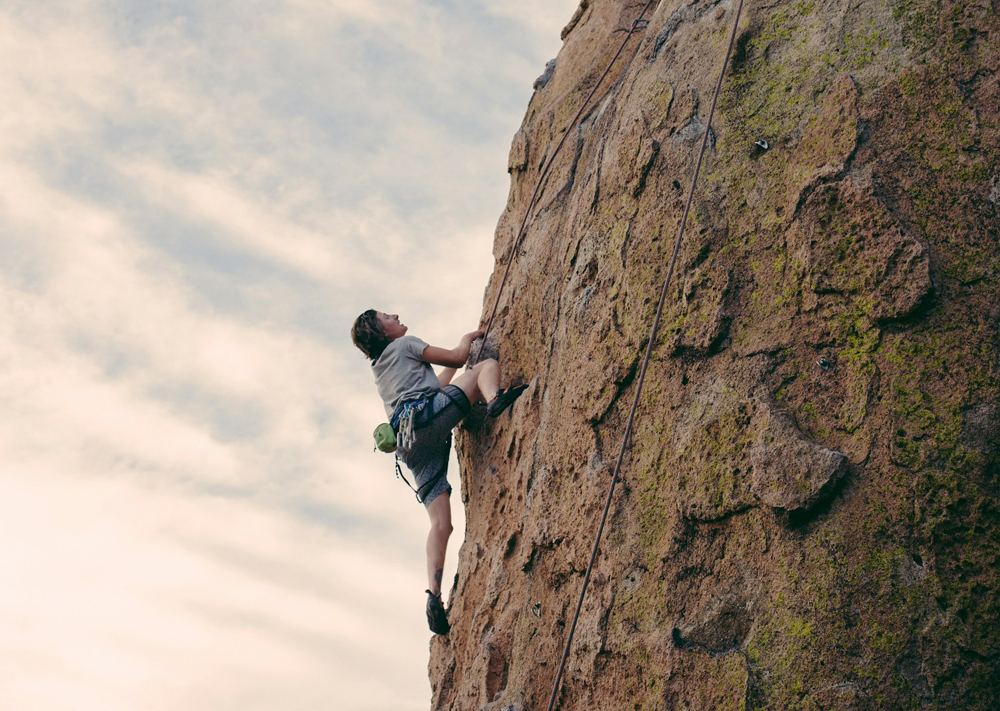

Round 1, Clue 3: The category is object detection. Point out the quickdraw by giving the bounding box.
[391,398,426,452]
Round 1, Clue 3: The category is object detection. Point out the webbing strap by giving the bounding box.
[394,454,448,504]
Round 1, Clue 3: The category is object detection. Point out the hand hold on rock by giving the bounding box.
[750,397,847,513]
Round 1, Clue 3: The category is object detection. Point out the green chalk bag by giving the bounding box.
[373,422,397,453]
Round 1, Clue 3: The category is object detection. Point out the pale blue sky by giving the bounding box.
[0,1,578,708]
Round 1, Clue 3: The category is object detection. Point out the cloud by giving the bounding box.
[0,0,579,707]
[123,160,362,282]
[0,469,431,711]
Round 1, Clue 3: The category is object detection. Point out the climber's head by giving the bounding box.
[351,309,406,363]
[376,311,407,340]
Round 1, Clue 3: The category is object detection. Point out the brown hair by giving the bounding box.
[351,309,389,364]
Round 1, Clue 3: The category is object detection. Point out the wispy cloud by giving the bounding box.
[0,0,577,707]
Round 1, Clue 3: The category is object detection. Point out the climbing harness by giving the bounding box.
[546,1,749,708]
[472,0,660,365]
[371,398,426,453]
[375,388,467,502]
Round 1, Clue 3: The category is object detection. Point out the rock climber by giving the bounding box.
[351,309,526,635]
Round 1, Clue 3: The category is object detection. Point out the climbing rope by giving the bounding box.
[546,1,747,708]
[472,0,659,365]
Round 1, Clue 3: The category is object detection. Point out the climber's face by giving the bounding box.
[377,311,407,340]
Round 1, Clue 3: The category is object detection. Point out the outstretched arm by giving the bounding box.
[437,367,457,387]
[422,330,484,368]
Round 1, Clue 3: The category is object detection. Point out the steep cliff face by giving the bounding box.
[431,0,1000,708]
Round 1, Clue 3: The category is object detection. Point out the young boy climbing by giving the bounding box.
[351,310,526,635]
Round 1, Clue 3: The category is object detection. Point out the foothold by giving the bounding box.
[755,139,769,151]
[818,357,831,371]
[532,603,541,618]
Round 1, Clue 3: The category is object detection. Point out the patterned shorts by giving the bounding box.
[399,385,472,506]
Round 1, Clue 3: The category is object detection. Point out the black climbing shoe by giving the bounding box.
[426,590,450,635]
[487,384,528,418]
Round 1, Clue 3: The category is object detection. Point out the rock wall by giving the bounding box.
[431,0,1000,708]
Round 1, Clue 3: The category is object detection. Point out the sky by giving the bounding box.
[0,1,579,709]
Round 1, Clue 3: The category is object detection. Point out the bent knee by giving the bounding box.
[432,520,454,536]
[477,358,499,371]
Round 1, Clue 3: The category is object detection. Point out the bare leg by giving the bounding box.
[425,491,453,596]
[451,358,500,406]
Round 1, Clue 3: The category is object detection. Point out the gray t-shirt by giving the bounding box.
[373,335,442,418]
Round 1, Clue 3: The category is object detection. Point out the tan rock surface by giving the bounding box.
[431,0,1000,708]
